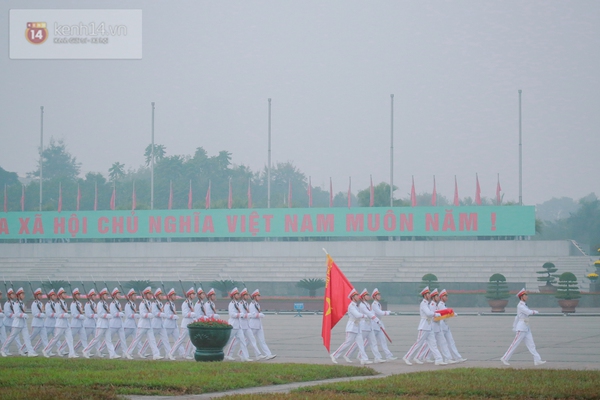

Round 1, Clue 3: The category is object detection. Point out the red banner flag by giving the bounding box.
[347,177,351,209]
[188,180,193,210]
[58,182,62,213]
[410,176,416,207]
[322,254,354,352]
[288,180,292,208]
[307,176,312,208]
[247,178,252,209]
[228,179,233,209]
[475,174,481,205]
[76,183,81,212]
[205,180,211,209]
[94,182,98,211]
[4,184,7,212]
[21,185,25,211]
[431,175,437,206]
[369,175,374,207]
[496,174,502,205]
[168,181,173,210]
[132,182,136,211]
[329,177,333,207]
[110,185,116,210]
[453,176,459,206]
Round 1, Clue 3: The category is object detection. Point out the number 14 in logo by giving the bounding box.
[26,22,48,45]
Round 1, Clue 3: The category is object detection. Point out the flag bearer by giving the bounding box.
[330,288,371,365]
[439,289,466,362]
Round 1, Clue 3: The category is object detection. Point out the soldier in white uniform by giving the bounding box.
[248,289,276,360]
[402,286,446,366]
[62,288,87,355]
[438,289,466,362]
[370,288,396,361]
[29,288,49,353]
[148,288,172,356]
[501,289,546,366]
[43,288,78,358]
[123,289,145,358]
[224,287,250,361]
[169,287,196,360]
[83,289,102,357]
[415,288,455,364]
[194,288,207,319]
[330,288,371,365]
[343,289,384,363]
[3,288,24,355]
[1,288,38,357]
[162,288,182,360]
[105,288,128,358]
[0,290,6,349]
[125,287,162,360]
[43,289,58,354]
[237,288,263,360]
[83,288,119,359]
[203,289,220,319]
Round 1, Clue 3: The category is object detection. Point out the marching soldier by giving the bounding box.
[83,288,102,357]
[203,288,220,319]
[238,288,263,360]
[194,287,207,319]
[163,288,183,360]
[415,288,455,364]
[43,288,78,358]
[3,288,24,355]
[63,288,87,355]
[330,288,371,365]
[224,287,250,361]
[83,288,119,359]
[107,288,128,358]
[149,288,172,356]
[169,287,196,360]
[0,290,6,348]
[500,289,546,366]
[371,288,396,361]
[402,287,445,366]
[125,287,162,360]
[29,288,49,353]
[1,288,38,357]
[248,289,276,360]
[123,289,145,358]
[438,289,466,362]
[343,289,384,363]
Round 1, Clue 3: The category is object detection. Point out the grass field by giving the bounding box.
[0,358,376,400]
[224,368,600,399]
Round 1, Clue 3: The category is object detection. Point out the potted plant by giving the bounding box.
[421,273,438,291]
[296,278,326,297]
[485,273,510,312]
[187,316,233,361]
[537,262,559,293]
[555,272,581,313]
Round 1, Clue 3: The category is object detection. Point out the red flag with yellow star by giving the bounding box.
[322,254,354,352]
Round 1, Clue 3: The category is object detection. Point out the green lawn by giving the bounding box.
[224,368,600,399]
[0,358,376,400]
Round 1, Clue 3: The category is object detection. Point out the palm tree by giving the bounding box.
[108,162,125,183]
[144,144,166,166]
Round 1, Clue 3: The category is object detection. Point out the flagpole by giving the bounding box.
[390,94,394,208]
[39,106,44,212]
[267,98,271,209]
[518,89,522,206]
[151,102,155,210]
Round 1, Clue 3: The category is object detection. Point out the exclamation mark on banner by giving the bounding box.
[491,212,496,231]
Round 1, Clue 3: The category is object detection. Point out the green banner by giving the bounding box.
[0,206,535,239]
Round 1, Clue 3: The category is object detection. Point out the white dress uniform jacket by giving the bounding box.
[70,300,85,328]
[228,300,242,329]
[345,301,366,333]
[83,301,97,329]
[44,301,57,329]
[109,301,125,328]
[137,300,153,329]
[371,300,390,331]
[96,300,112,328]
[417,299,435,331]
[31,299,46,327]
[124,301,139,329]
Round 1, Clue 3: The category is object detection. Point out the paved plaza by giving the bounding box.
[127,306,600,399]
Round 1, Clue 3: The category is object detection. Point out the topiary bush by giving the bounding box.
[485,273,510,300]
[420,273,438,291]
[555,272,581,300]
[537,262,559,287]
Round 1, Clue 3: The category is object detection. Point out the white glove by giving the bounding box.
[134,314,140,319]
[533,310,539,315]
[434,313,441,317]
[147,314,155,319]
[23,313,29,319]
[170,315,178,320]
[454,312,458,316]
[214,313,220,319]
[385,311,391,316]
[189,313,197,319]
[259,313,265,318]
[106,314,113,319]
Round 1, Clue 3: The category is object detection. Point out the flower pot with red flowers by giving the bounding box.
[187,317,232,361]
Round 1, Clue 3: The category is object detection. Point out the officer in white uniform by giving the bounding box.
[162,288,182,360]
[415,288,455,364]
[3,288,24,355]
[83,289,102,357]
[501,289,546,366]
[149,288,172,356]
[203,288,220,319]
[248,289,276,360]
[237,288,263,360]
[169,287,196,360]
[330,288,371,365]
[1,288,38,357]
[43,289,58,355]
[106,288,128,357]
[438,289,466,362]
[125,287,162,360]
[371,288,396,360]
[343,289,384,363]
[29,288,49,353]
[224,287,250,361]
[123,289,145,358]
[194,288,207,319]
[83,288,118,359]
[64,288,87,354]
[43,288,78,358]
[402,286,445,366]
[0,290,6,348]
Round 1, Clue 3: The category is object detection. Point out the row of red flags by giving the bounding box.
[3,175,502,212]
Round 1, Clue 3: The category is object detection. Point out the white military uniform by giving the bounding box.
[43,293,77,358]
[62,295,87,353]
[149,297,172,355]
[1,293,36,357]
[83,295,117,358]
[438,298,463,361]
[238,298,262,359]
[331,294,370,363]
[203,298,220,319]
[501,297,543,364]
[43,299,57,348]
[123,296,144,357]
[403,295,443,364]
[126,294,161,359]
[416,298,453,362]
[344,298,383,361]
[83,296,100,356]
[0,300,6,347]
[3,297,24,353]
[170,292,196,359]
[162,297,182,357]
[29,296,49,352]
[106,296,128,356]
[248,297,274,358]
[224,292,249,361]
[371,296,395,360]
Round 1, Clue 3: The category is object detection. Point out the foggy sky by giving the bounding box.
[1,1,599,205]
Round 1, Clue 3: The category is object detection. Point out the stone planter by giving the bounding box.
[188,325,232,362]
[487,299,509,313]
[538,285,557,294]
[558,299,579,313]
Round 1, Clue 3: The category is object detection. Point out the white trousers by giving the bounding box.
[2,325,35,354]
[61,325,88,354]
[29,326,49,352]
[123,327,144,354]
[225,328,249,360]
[374,329,394,358]
[84,327,116,357]
[416,331,453,361]
[251,327,272,356]
[404,329,442,362]
[127,327,160,357]
[2,325,23,352]
[239,328,262,358]
[344,329,382,360]
[502,330,541,362]
[153,327,172,354]
[331,331,368,361]
[170,327,192,357]
[44,327,75,356]
[101,326,127,355]
[442,328,462,359]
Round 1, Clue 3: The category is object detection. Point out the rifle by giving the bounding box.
[91,276,100,294]
[178,277,186,299]
[117,280,126,297]
[28,282,35,298]
[80,277,88,298]
[2,277,7,294]
[48,277,53,293]
[66,277,73,296]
